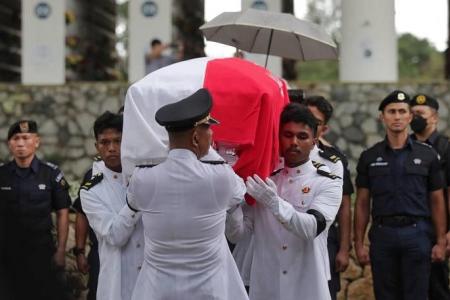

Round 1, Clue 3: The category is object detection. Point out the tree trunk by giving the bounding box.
[281,0,297,80]
[446,0,450,79]
[172,0,205,60]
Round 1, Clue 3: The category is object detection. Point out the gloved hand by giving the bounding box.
[246,175,280,214]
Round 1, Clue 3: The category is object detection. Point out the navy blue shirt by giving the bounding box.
[0,156,71,248]
[356,137,443,218]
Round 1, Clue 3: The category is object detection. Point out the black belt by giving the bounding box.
[374,215,429,227]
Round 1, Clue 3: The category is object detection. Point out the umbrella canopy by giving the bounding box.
[200,8,338,62]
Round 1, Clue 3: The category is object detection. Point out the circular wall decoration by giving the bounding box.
[251,1,268,10]
[141,1,158,18]
[35,2,52,19]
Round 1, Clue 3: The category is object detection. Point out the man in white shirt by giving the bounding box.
[80,111,144,300]
[227,103,342,300]
[127,88,249,300]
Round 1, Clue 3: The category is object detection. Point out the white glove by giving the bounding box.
[246,175,280,214]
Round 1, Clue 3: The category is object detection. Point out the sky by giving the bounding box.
[204,0,448,57]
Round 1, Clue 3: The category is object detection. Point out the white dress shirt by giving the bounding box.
[227,159,342,300]
[80,162,144,300]
[128,149,249,300]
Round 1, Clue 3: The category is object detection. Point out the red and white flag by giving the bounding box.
[122,57,288,203]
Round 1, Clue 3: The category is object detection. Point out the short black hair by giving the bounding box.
[151,39,162,47]
[280,103,318,136]
[303,95,333,124]
[93,111,123,139]
[288,89,305,104]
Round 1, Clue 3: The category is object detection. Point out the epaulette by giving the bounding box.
[93,155,102,162]
[270,168,283,176]
[319,150,341,163]
[413,140,433,149]
[81,173,103,191]
[136,164,156,168]
[312,160,341,180]
[45,161,58,170]
[201,160,226,165]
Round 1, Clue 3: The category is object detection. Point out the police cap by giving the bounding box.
[155,88,219,131]
[410,94,439,111]
[378,90,410,111]
[7,120,38,140]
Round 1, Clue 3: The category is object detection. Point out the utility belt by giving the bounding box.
[373,215,430,227]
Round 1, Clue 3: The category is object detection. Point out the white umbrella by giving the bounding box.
[200,8,338,67]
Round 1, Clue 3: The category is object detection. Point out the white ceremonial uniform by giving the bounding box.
[227,160,342,300]
[80,162,144,300]
[232,146,344,285]
[127,149,249,300]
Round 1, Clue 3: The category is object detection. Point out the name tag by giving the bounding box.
[370,162,389,167]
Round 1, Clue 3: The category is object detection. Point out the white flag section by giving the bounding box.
[122,57,212,180]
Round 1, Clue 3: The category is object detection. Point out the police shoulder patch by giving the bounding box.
[81,173,103,191]
[201,160,226,165]
[270,168,283,176]
[318,150,341,163]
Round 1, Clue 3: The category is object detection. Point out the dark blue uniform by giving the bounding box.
[72,168,100,300]
[356,137,444,300]
[319,141,354,300]
[0,157,71,300]
[412,131,450,300]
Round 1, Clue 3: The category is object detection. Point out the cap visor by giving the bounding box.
[207,117,219,125]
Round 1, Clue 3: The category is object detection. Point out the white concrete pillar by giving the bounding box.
[22,0,65,84]
[339,0,397,82]
[241,0,282,77]
[128,0,172,82]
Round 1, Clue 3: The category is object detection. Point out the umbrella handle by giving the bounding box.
[264,29,274,69]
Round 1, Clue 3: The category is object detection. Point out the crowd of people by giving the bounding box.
[0,87,449,300]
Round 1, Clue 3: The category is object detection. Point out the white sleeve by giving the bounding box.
[80,189,141,247]
[225,203,254,244]
[225,165,246,209]
[275,179,342,240]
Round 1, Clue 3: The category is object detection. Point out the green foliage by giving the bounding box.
[398,33,444,80]
[296,60,339,81]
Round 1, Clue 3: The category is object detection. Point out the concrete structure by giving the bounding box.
[22,0,65,84]
[241,0,282,77]
[339,0,397,82]
[128,0,172,82]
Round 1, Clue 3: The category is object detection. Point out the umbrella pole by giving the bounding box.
[264,29,274,68]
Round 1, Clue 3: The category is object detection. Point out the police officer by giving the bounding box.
[409,94,450,300]
[0,120,71,300]
[354,91,447,300]
[303,95,354,300]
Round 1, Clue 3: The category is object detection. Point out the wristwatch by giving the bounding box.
[72,247,85,256]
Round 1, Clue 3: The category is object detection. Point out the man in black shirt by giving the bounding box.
[0,120,71,300]
[410,93,450,300]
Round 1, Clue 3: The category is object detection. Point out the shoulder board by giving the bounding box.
[318,150,341,163]
[136,164,156,168]
[44,161,58,170]
[93,155,102,162]
[316,169,341,180]
[201,160,226,165]
[270,168,283,176]
[81,173,103,191]
[413,140,433,149]
[311,160,325,169]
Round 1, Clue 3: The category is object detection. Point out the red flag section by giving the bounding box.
[204,58,289,204]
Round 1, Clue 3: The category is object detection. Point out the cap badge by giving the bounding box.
[397,93,405,101]
[19,121,29,133]
[376,157,383,162]
[413,158,422,165]
[416,95,426,104]
[302,186,311,194]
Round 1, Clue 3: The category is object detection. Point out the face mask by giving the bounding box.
[411,115,427,134]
